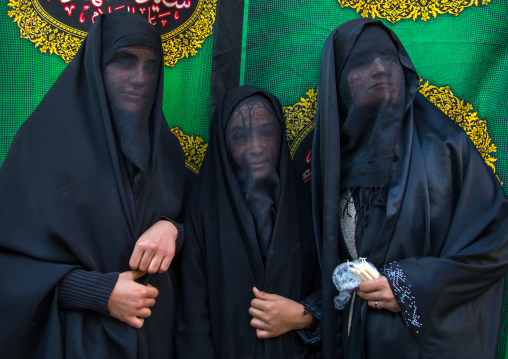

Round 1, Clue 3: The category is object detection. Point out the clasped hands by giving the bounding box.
[108,220,178,328]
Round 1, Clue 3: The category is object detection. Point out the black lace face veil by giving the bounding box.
[336,25,406,190]
[102,34,162,181]
[226,95,282,263]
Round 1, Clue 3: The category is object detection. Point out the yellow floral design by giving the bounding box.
[161,0,216,67]
[337,0,492,23]
[8,0,84,63]
[7,0,216,67]
[283,88,318,159]
[170,127,207,174]
[418,78,499,181]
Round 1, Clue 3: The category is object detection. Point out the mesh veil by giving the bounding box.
[226,95,281,263]
[337,25,406,190]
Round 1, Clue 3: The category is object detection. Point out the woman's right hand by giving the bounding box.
[355,276,401,312]
[249,287,316,338]
[108,270,159,328]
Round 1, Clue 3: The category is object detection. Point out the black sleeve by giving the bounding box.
[58,269,119,315]
[296,289,322,345]
[161,216,185,256]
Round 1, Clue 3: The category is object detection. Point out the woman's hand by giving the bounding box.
[108,270,159,328]
[249,287,315,339]
[129,220,178,274]
[355,276,401,312]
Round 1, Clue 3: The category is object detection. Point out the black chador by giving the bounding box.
[177,85,321,359]
[0,13,185,358]
[312,18,508,359]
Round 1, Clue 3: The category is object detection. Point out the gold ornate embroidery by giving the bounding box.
[8,0,84,63]
[337,0,492,24]
[170,127,207,174]
[7,0,216,67]
[418,78,500,183]
[162,0,216,67]
[283,88,318,159]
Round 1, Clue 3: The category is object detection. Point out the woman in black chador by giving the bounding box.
[177,85,321,358]
[312,19,508,359]
[0,13,186,358]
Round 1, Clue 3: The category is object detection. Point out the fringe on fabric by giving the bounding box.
[339,186,387,229]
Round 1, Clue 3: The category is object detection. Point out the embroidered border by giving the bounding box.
[170,127,207,174]
[418,78,501,184]
[283,88,317,160]
[161,0,216,67]
[336,0,492,24]
[383,263,422,334]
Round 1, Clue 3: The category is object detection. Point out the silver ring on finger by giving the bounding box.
[374,301,380,310]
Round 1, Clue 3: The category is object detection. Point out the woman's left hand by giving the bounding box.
[129,220,178,274]
[249,287,315,339]
[355,276,401,312]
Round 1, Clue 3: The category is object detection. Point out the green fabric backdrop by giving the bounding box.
[1,0,508,356]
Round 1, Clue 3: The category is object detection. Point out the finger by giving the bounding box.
[253,287,271,300]
[136,308,152,318]
[248,306,266,320]
[129,247,143,270]
[128,317,144,329]
[362,276,389,291]
[145,285,159,299]
[355,289,381,302]
[138,251,156,272]
[250,298,267,311]
[145,297,156,308]
[253,287,278,301]
[250,317,269,330]
[158,256,173,273]
[256,328,272,339]
[253,287,262,297]
[368,300,381,310]
[147,254,164,274]
[357,280,380,293]
[125,270,147,281]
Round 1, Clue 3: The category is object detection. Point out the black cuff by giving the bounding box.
[296,291,323,345]
[58,269,119,316]
[160,216,185,256]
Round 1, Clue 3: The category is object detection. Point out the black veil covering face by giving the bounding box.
[0,12,185,358]
[177,85,320,359]
[337,25,405,190]
[102,32,161,181]
[312,19,508,359]
[226,94,281,262]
